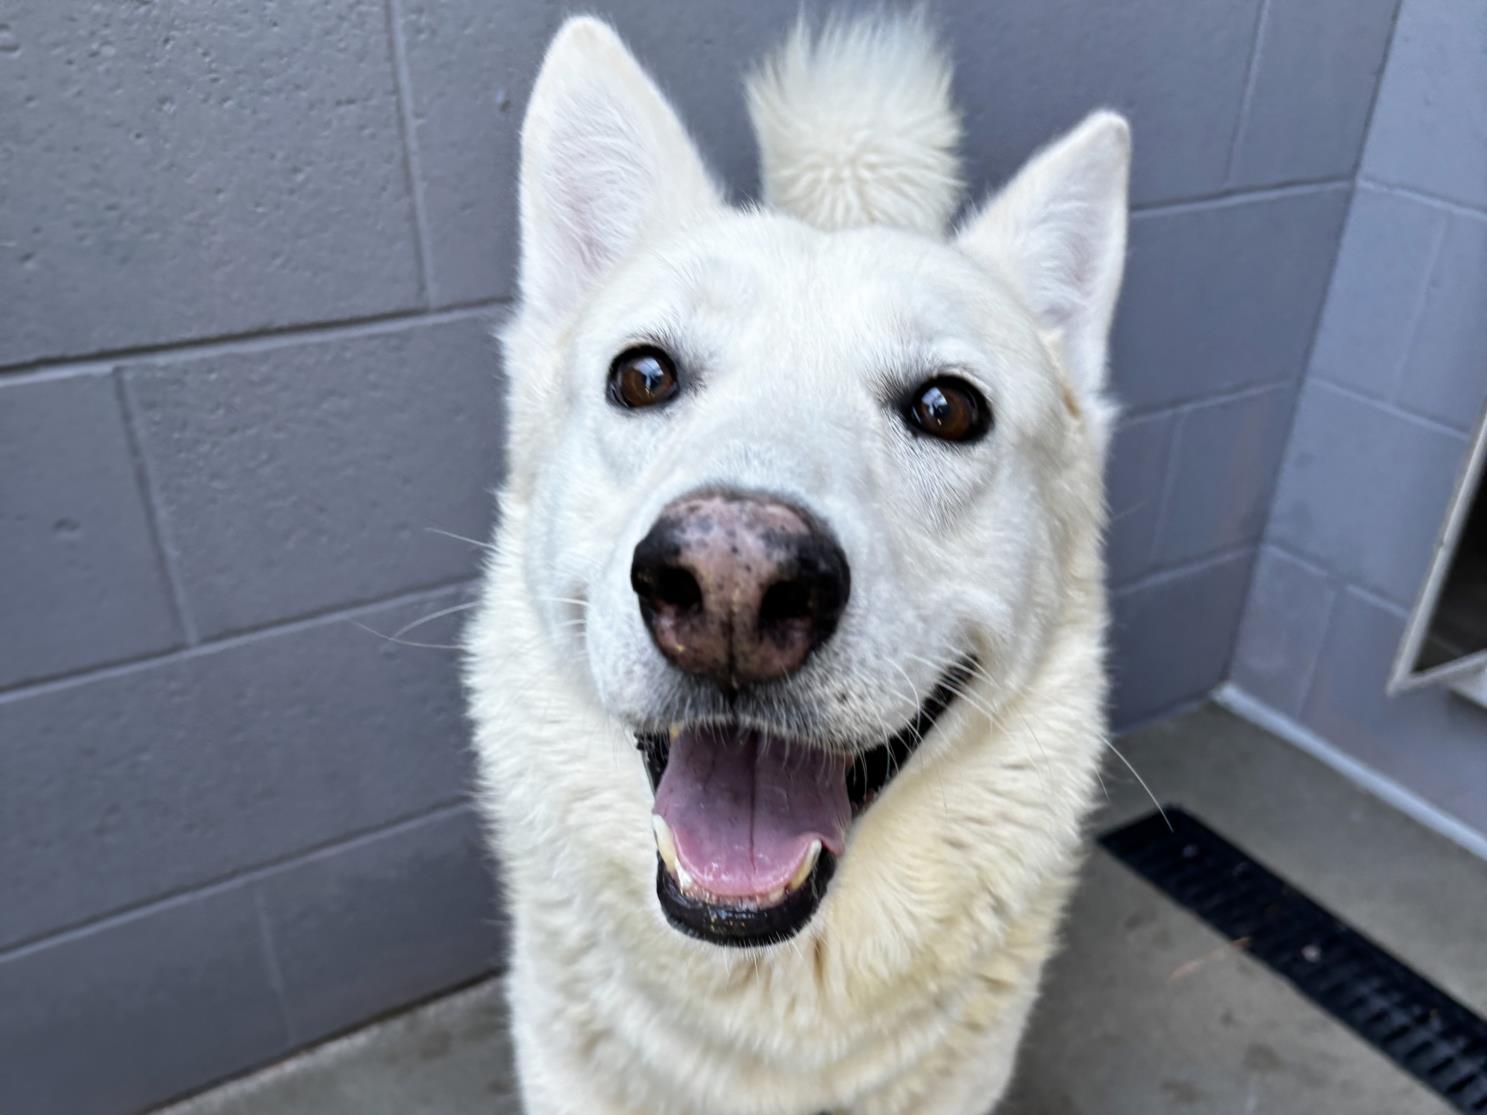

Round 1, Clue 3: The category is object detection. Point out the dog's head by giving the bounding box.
[494,17,1128,948]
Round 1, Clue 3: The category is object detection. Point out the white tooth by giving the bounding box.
[651,815,680,877]
[668,722,684,741]
[676,864,695,893]
[787,840,822,893]
[763,887,785,907]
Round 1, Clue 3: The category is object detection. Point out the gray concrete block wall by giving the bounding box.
[1231,0,1487,838]
[1104,184,1351,726]
[1,1,1400,1109]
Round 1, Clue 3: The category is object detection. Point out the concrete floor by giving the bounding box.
[158,704,1487,1114]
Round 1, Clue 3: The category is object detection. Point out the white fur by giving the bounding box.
[957,110,1130,426]
[518,17,721,330]
[747,12,963,235]
[467,14,1130,1114]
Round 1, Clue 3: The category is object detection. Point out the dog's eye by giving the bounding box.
[608,346,680,410]
[902,377,992,443]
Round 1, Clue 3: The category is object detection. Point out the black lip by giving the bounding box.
[636,656,975,948]
[656,851,837,948]
[845,656,974,810]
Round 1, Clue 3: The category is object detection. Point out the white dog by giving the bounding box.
[465,11,1129,1113]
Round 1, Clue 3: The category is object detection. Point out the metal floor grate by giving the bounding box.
[1101,807,1487,1113]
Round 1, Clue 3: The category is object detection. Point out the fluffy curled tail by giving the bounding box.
[746,10,963,235]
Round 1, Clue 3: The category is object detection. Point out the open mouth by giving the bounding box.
[635,658,973,948]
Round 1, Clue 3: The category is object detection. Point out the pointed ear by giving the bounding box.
[957,111,1130,405]
[518,18,722,324]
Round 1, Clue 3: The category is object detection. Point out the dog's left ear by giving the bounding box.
[518,17,722,326]
[957,112,1130,410]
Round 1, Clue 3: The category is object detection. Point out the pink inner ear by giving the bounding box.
[518,18,722,324]
[539,94,648,287]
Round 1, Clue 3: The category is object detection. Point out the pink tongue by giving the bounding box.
[653,726,851,900]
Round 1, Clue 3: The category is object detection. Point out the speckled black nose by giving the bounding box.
[630,492,849,688]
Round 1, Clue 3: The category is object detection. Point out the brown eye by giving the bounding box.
[608,346,680,409]
[903,376,992,443]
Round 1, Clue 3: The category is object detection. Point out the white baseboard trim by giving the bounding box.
[1213,683,1487,863]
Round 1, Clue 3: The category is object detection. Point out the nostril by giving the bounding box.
[633,494,850,684]
[652,566,703,613]
[759,577,814,627]
[633,558,704,616]
[758,554,849,648]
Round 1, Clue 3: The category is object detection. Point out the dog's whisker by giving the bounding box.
[387,600,480,641]
[351,621,463,652]
[888,660,924,724]
[1102,737,1170,831]
[425,525,496,551]
[1105,500,1148,528]
[1014,709,1060,806]
[534,593,592,611]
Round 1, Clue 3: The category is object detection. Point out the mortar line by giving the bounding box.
[1263,537,1420,616]
[1310,375,1471,440]
[112,369,199,644]
[1385,211,1452,404]
[1358,178,1487,221]
[1223,0,1272,185]
[1142,406,1187,569]
[1349,0,1405,179]
[0,299,506,382]
[1296,585,1343,717]
[0,799,470,964]
[0,575,478,703]
[1112,541,1255,598]
[1233,155,1362,639]
[1117,375,1296,424]
[383,0,437,307]
[1131,177,1349,218]
[253,887,299,1046]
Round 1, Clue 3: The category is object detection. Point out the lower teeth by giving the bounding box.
[650,815,821,906]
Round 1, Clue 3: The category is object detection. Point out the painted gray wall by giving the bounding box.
[1231,0,1487,840]
[0,1,1397,1110]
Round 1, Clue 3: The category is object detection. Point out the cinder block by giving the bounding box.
[0,587,479,950]
[393,0,797,305]
[1228,0,1398,186]
[393,0,1267,307]
[393,0,553,307]
[258,807,504,1045]
[0,371,181,689]
[1268,381,1468,606]
[1303,589,1487,833]
[1230,546,1336,715]
[1112,187,1350,412]
[1395,211,1487,431]
[946,0,1262,204]
[0,883,288,1115]
[1362,0,1487,209]
[1110,551,1255,730]
[1307,187,1446,400]
[0,1,421,367]
[1106,410,1176,586]
[123,315,503,638]
[1152,385,1295,566]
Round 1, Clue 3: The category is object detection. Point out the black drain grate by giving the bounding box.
[1101,807,1487,1113]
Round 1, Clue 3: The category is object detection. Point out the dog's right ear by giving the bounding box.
[956,111,1130,420]
[518,18,721,326]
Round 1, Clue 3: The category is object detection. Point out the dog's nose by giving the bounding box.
[631,492,850,688]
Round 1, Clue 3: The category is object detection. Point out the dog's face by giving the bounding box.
[498,20,1127,949]
[537,216,1069,742]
